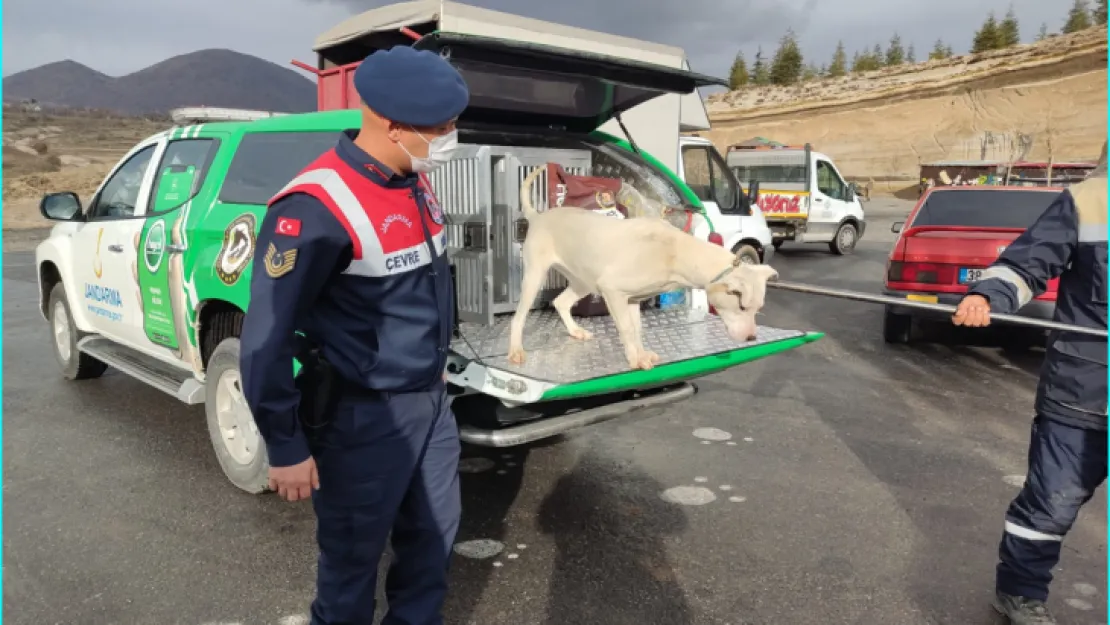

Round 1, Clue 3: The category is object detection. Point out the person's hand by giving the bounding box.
[953,294,992,327]
[269,457,319,502]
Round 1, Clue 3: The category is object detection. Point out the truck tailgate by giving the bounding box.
[451,308,821,401]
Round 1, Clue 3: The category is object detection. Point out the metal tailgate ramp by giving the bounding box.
[451,308,822,401]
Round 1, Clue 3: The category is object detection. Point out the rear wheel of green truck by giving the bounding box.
[204,337,270,494]
[49,282,108,381]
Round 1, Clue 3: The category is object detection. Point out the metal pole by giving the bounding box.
[767,280,1109,339]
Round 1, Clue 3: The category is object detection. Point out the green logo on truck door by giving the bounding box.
[144,220,166,273]
[139,215,178,349]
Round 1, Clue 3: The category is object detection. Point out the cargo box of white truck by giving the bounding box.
[726,142,867,255]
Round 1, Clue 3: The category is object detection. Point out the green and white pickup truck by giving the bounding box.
[34,22,821,494]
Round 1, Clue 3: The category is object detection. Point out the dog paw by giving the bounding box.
[643,350,660,364]
[507,347,527,365]
[627,353,656,371]
[568,327,593,341]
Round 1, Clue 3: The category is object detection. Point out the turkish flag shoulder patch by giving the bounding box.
[276,217,302,237]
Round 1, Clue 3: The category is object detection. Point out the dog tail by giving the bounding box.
[519,166,545,221]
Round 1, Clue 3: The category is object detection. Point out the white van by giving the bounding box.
[725,143,866,255]
[678,135,775,265]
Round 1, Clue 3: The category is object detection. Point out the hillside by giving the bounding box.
[2,49,316,114]
[704,27,1108,188]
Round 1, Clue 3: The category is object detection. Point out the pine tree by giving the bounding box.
[1036,22,1049,41]
[752,47,770,85]
[728,51,750,90]
[929,39,948,60]
[999,6,1021,47]
[1096,0,1108,25]
[802,63,820,82]
[944,44,954,57]
[885,33,906,65]
[1064,0,1093,33]
[828,41,848,77]
[770,29,804,86]
[972,12,1002,53]
[850,44,884,72]
[907,43,917,64]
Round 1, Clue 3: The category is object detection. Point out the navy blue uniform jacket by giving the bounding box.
[967,176,1107,431]
[239,131,454,466]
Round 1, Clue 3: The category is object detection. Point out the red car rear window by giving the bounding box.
[911,189,1060,230]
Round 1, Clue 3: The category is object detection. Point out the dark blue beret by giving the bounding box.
[354,46,470,127]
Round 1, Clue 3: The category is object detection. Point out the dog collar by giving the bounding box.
[710,257,742,284]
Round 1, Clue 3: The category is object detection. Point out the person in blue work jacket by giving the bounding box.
[239,46,469,625]
[952,142,1107,625]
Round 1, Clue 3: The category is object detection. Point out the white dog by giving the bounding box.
[507,166,779,371]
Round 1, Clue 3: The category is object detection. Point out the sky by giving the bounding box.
[1,0,1078,83]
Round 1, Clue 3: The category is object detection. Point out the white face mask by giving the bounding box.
[400,128,458,173]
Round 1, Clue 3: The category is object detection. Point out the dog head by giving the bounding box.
[706,263,779,342]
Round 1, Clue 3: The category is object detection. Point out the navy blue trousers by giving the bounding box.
[308,385,461,625]
[996,415,1107,601]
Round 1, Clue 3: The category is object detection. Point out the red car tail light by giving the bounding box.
[886,261,959,285]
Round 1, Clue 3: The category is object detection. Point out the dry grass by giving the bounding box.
[2,106,169,229]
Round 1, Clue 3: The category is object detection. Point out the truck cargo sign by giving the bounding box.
[758,192,808,216]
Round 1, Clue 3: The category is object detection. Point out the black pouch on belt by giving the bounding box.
[294,334,341,437]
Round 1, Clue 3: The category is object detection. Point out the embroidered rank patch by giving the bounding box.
[263,242,298,278]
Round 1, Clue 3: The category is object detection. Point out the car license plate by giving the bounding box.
[906,294,938,303]
[959,268,984,283]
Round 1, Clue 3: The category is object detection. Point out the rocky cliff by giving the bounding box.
[703,27,1108,188]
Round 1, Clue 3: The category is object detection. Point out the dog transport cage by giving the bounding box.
[287,1,822,406]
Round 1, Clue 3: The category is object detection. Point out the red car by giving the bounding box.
[882,186,1063,343]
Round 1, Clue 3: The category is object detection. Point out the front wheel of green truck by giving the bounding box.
[48,282,108,381]
[204,337,271,494]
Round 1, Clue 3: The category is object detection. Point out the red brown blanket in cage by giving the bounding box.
[546,163,627,216]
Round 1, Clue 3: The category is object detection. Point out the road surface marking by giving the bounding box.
[692,427,733,441]
[454,539,505,559]
[660,486,717,506]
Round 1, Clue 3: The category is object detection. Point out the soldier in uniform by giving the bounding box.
[239,46,469,625]
[953,142,1108,625]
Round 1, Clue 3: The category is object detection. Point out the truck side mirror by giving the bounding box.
[747,180,760,204]
[40,192,84,221]
[891,221,904,234]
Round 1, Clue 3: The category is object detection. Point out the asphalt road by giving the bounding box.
[4,200,1106,625]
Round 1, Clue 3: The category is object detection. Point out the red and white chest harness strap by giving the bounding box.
[270,152,447,278]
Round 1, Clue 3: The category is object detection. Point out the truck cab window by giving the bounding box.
[816,160,847,201]
[89,145,157,220]
[707,146,741,213]
[681,145,742,212]
[149,139,218,212]
[219,131,345,205]
[680,146,712,202]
